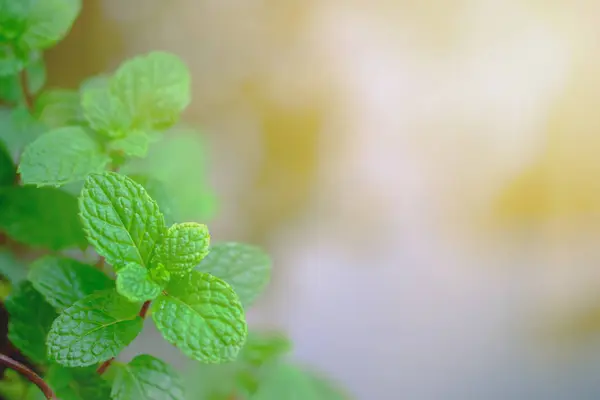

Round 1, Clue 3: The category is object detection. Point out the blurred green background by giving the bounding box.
[41,1,600,398]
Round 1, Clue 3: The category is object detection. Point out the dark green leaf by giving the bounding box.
[0,140,15,186]
[46,365,111,400]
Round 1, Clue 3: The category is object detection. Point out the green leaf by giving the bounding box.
[111,52,190,129]
[197,243,271,307]
[18,0,82,50]
[108,130,151,158]
[129,175,176,225]
[152,270,247,363]
[116,263,164,302]
[0,54,46,102]
[46,365,111,400]
[28,255,114,312]
[47,289,143,367]
[0,107,44,159]
[34,89,83,128]
[154,222,210,275]
[0,140,15,186]
[81,87,131,137]
[79,74,109,92]
[5,281,57,364]
[19,126,110,187]
[111,354,184,400]
[0,251,26,284]
[239,331,292,367]
[79,172,166,269]
[0,186,86,250]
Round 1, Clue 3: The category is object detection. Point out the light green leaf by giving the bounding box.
[28,255,114,312]
[0,140,15,185]
[34,89,83,128]
[154,222,210,275]
[47,365,111,400]
[18,0,82,50]
[111,354,184,400]
[79,74,109,92]
[111,52,190,129]
[108,130,151,157]
[19,126,110,187]
[116,263,164,302]
[0,107,44,159]
[0,54,46,102]
[0,251,26,284]
[0,186,86,250]
[81,87,131,137]
[129,175,176,225]
[79,172,166,269]
[197,243,271,307]
[47,289,143,367]
[239,331,292,367]
[0,44,23,77]
[152,270,247,363]
[6,281,57,364]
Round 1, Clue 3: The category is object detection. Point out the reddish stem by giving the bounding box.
[0,354,56,399]
[139,300,151,318]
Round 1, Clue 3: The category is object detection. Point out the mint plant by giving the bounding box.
[0,1,347,399]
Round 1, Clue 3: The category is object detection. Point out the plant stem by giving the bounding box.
[0,354,56,399]
[97,300,152,376]
[18,68,34,111]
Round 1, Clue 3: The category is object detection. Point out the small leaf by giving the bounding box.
[0,107,44,159]
[0,45,23,77]
[129,175,176,225]
[28,255,114,312]
[0,251,27,284]
[238,331,292,367]
[0,141,15,186]
[47,289,143,367]
[116,263,164,302]
[19,126,110,187]
[197,243,271,307]
[0,54,46,102]
[79,172,165,269]
[47,365,111,400]
[111,354,184,400]
[108,130,151,157]
[152,271,247,363]
[81,87,131,137]
[111,52,190,129]
[18,0,82,50]
[5,281,57,364]
[0,186,86,250]
[154,222,210,275]
[34,89,83,128]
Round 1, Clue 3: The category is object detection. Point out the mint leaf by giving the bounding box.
[0,140,15,185]
[239,331,292,367]
[81,87,131,137]
[197,243,271,307]
[46,365,111,400]
[0,186,86,250]
[34,89,83,128]
[152,270,247,363]
[116,263,164,302]
[108,130,151,157]
[111,354,184,400]
[154,222,210,275]
[0,54,46,102]
[0,251,26,284]
[79,172,165,269]
[5,281,57,364]
[0,45,22,77]
[129,175,176,225]
[18,0,82,50]
[47,289,143,367]
[111,52,190,129]
[19,126,110,187]
[28,255,114,312]
[0,107,44,159]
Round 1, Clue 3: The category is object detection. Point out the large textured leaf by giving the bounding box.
[5,281,57,364]
[19,126,110,187]
[47,289,143,367]
[46,365,111,400]
[79,172,165,269]
[28,255,114,312]
[110,52,190,129]
[152,271,247,363]
[111,354,184,400]
[197,242,271,307]
[0,186,86,250]
[153,222,210,274]
[116,263,163,302]
[18,0,82,50]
